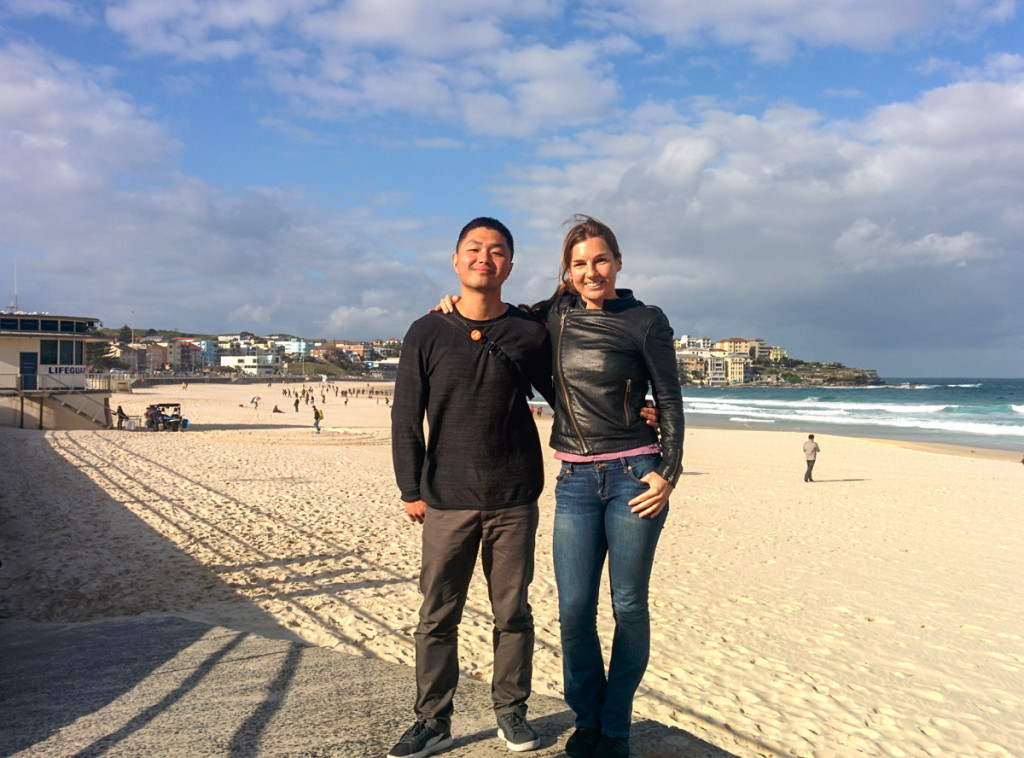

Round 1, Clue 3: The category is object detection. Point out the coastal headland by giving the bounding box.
[1,381,1021,757]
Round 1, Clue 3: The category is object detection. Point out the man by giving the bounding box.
[803,434,820,482]
[389,218,556,758]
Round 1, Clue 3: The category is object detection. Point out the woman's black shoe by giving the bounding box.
[565,727,601,757]
[595,734,630,757]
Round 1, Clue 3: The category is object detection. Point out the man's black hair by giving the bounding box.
[457,217,514,260]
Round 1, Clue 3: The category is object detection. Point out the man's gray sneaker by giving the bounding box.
[387,720,454,758]
[496,711,541,752]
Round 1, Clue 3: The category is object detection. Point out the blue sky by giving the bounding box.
[1,1,1022,377]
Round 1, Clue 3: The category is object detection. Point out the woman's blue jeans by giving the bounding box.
[552,454,668,739]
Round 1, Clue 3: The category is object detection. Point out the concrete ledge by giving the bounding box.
[0,616,735,758]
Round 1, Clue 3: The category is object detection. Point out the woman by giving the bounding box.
[540,215,684,758]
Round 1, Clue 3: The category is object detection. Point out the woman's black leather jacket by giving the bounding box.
[547,289,684,486]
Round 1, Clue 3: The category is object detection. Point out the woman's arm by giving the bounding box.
[433,295,459,313]
[642,308,685,486]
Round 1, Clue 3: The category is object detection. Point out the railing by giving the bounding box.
[0,372,111,428]
[2,372,89,392]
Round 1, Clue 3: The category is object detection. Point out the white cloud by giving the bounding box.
[580,0,1015,61]
[160,71,214,95]
[258,116,327,143]
[0,41,451,339]
[300,1,508,59]
[228,299,282,326]
[833,219,995,272]
[919,50,1024,81]
[490,42,620,126]
[0,42,179,217]
[413,136,466,149]
[1,0,94,24]
[325,304,391,336]
[823,87,865,98]
[99,0,1020,141]
[493,69,1023,365]
[861,78,1024,146]
[105,0,560,62]
[105,0,312,61]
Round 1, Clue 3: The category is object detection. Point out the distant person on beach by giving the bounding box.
[313,406,322,434]
[115,405,128,430]
[294,397,300,412]
[389,217,557,758]
[804,434,820,482]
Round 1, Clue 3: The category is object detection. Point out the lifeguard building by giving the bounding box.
[0,311,112,429]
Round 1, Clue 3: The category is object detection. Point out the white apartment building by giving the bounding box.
[273,338,321,357]
[677,335,712,350]
[706,353,728,384]
[220,354,283,376]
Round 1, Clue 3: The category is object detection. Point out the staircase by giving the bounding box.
[49,391,110,429]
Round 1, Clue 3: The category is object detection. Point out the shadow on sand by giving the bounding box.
[0,429,754,757]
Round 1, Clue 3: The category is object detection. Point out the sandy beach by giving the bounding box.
[1,380,1022,758]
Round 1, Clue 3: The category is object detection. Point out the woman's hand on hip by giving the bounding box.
[629,472,672,518]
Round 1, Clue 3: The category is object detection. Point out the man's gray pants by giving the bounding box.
[414,502,538,732]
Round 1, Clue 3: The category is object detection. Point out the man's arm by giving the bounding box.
[391,324,429,510]
[529,330,557,407]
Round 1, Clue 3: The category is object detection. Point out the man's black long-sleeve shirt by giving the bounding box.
[391,305,554,510]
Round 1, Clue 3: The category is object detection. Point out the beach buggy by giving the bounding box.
[144,403,188,431]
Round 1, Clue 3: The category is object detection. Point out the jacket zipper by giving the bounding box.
[623,378,632,424]
[557,311,590,454]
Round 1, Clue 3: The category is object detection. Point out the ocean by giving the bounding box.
[681,378,1024,453]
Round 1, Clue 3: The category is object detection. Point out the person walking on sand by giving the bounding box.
[313,405,322,434]
[803,434,820,482]
[388,218,558,758]
[115,405,128,431]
